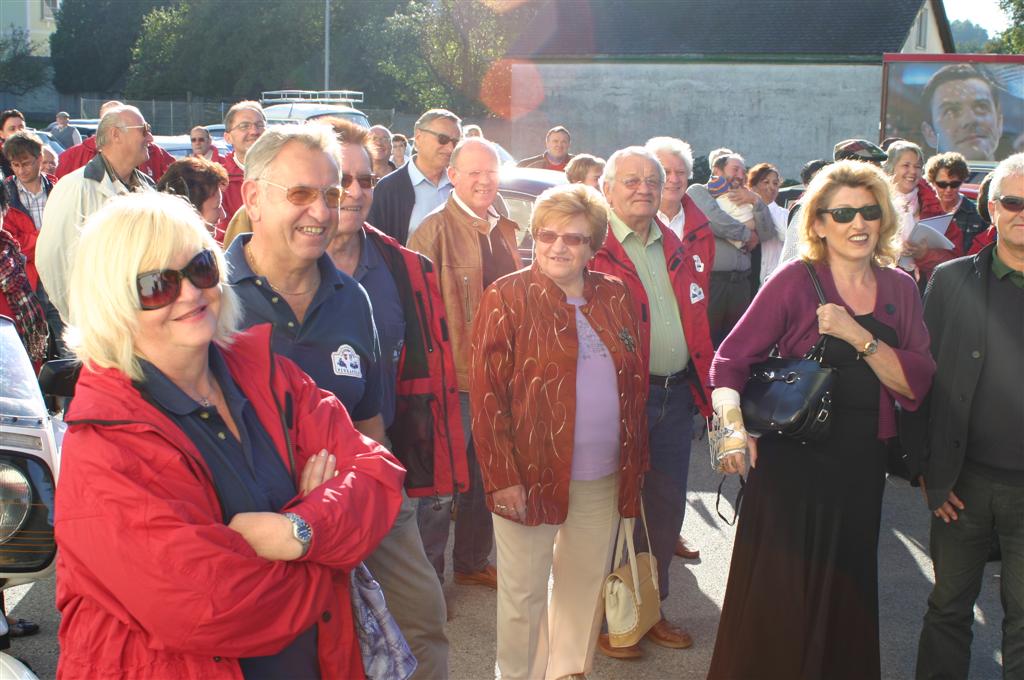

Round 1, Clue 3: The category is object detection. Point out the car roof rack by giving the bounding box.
[260,90,364,106]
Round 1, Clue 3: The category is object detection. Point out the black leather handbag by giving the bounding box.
[741,261,835,441]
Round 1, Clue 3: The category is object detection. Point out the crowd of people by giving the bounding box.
[0,93,1020,680]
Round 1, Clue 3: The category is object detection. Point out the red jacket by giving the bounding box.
[55,137,176,182]
[968,225,996,256]
[216,152,245,243]
[914,178,963,281]
[677,194,715,294]
[364,223,469,498]
[591,218,713,416]
[2,207,39,288]
[55,325,405,680]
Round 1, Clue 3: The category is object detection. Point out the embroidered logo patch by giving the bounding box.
[332,344,362,378]
[693,255,705,273]
[690,282,705,304]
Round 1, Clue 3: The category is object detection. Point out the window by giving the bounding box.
[916,7,929,49]
[41,0,58,20]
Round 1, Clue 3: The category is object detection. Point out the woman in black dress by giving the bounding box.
[706,161,936,679]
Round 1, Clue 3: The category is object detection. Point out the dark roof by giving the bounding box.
[508,0,953,60]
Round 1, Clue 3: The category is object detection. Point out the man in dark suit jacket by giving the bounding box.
[367,109,461,245]
[910,153,1024,680]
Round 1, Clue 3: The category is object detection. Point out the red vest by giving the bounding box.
[591,218,713,415]
[677,194,715,294]
[365,224,469,498]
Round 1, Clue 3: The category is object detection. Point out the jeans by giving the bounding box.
[416,391,493,580]
[916,465,1024,680]
[634,381,695,602]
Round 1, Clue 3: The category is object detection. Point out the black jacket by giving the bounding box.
[902,244,999,510]
[366,162,415,245]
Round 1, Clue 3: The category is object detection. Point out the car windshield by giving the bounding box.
[0,319,46,419]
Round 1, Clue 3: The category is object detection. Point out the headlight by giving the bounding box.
[0,463,31,544]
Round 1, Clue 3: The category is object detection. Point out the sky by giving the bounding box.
[943,0,1011,36]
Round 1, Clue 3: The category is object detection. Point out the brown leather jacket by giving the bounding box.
[470,264,648,526]
[408,195,522,391]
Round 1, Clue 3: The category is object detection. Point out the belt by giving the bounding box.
[650,368,690,388]
[711,270,750,282]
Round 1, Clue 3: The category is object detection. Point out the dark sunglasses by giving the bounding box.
[137,250,220,310]
[817,204,883,223]
[417,127,461,147]
[190,137,208,143]
[996,195,1024,213]
[535,229,591,246]
[934,180,963,190]
[341,173,378,189]
[259,179,345,208]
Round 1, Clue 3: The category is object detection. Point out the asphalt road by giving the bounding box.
[6,434,1005,679]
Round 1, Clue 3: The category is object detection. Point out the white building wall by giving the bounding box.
[511,61,883,179]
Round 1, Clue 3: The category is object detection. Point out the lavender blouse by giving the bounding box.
[709,259,936,439]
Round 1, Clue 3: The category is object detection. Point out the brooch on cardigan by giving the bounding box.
[619,329,636,353]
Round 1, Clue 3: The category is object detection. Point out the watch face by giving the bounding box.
[286,513,312,543]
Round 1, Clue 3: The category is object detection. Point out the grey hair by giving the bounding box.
[243,124,342,181]
[708,147,734,168]
[450,137,499,169]
[882,141,925,175]
[601,146,666,191]
[646,136,694,179]
[223,100,264,130]
[95,106,143,149]
[990,152,1024,201]
[415,108,461,129]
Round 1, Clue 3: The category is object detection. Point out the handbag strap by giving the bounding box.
[802,260,830,362]
[715,474,745,526]
[611,501,660,601]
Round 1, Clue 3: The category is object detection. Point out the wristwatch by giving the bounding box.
[284,512,313,557]
[860,337,879,358]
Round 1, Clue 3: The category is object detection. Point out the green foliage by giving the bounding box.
[50,0,169,93]
[0,27,49,95]
[984,0,1024,53]
[950,19,989,53]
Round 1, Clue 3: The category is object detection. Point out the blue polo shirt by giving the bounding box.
[225,234,383,422]
[135,346,319,680]
[353,229,405,428]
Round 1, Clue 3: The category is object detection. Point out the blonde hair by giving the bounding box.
[530,183,610,249]
[65,192,240,381]
[797,160,901,266]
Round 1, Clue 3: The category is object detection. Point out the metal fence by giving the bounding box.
[79,97,233,135]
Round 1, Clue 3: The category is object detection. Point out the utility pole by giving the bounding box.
[324,0,330,89]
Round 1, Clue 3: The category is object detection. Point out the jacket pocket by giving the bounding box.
[388,393,436,491]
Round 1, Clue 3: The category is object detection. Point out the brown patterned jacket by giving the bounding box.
[470,264,648,526]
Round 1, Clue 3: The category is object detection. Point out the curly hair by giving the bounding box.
[924,152,969,184]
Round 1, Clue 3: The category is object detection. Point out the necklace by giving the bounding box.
[183,382,216,408]
[245,243,319,296]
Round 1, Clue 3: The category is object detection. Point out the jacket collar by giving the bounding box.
[527,260,597,304]
[441,193,497,235]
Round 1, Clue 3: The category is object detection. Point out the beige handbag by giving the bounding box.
[603,503,660,647]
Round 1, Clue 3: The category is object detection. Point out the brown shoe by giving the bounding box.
[453,564,497,589]
[645,618,693,649]
[675,537,700,560]
[597,633,642,660]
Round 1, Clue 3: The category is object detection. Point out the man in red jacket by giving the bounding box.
[55,100,174,183]
[590,146,714,660]
[215,101,266,242]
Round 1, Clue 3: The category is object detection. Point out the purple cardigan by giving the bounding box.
[710,259,935,439]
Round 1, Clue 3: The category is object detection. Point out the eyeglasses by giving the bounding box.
[618,176,662,191]
[190,137,208,143]
[259,179,345,208]
[123,123,152,135]
[229,121,266,133]
[341,173,378,189]
[417,127,460,147]
[137,250,220,310]
[817,204,883,223]
[534,229,591,246]
[996,195,1024,213]
[934,180,963,190]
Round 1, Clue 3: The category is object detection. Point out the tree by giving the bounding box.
[950,19,989,53]
[0,27,49,95]
[50,0,170,93]
[367,0,537,116]
[985,0,1024,53]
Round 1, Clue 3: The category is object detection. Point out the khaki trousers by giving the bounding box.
[493,474,619,680]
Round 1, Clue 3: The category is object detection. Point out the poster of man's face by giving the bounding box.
[883,58,1023,163]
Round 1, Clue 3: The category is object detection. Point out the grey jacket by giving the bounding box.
[686,183,776,272]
